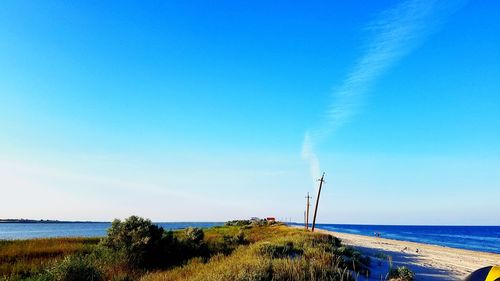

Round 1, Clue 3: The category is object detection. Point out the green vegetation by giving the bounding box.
[101,216,170,268]
[140,223,366,281]
[51,255,101,281]
[225,219,276,227]
[0,237,99,278]
[0,217,379,281]
[387,266,415,281]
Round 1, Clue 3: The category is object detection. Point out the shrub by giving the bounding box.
[326,235,342,248]
[331,245,370,276]
[388,266,415,281]
[225,220,253,227]
[180,228,211,261]
[259,241,302,258]
[185,228,204,244]
[233,230,247,244]
[101,216,165,268]
[51,255,101,281]
[85,245,131,280]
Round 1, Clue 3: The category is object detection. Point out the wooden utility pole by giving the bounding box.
[311,172,325,232]
[304,210,306,227]
[305,192,311,230]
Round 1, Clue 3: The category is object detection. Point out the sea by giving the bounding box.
[293,223,500,254]
[1,222,499,254]
[0,222,223,240]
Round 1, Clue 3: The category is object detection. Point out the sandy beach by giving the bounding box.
[316,228,500,280]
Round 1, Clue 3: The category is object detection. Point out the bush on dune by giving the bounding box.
[225,219,280,228]
[388,266,415,281]
[50,255,101,281]
[225,220,253,227]
[101,216,166,268]
[185,228,204,243]
[233,230,248,245]
[99,217,215,270]
[86,245,131,280]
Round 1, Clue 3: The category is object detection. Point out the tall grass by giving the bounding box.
[141,226,363,281]
[1,222,376,281]
[0,237,99,278]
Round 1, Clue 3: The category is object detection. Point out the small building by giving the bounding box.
[266,217,276,221]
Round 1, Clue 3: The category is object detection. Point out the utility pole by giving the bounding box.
[311,172,325,232]
[305,192,312,230]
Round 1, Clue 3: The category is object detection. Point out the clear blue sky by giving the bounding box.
[1,0,499,224]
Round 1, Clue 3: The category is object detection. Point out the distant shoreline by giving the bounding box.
[0,220,223,224]
[0,221,225,240]
[0,219,108,224]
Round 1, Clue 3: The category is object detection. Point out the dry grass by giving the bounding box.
[1,224,370,281]
[0,237,99,277]
[141,225,357,281]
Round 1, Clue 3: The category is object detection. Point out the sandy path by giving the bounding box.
[316,228,500,280]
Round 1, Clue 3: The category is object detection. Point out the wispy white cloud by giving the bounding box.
[302,0,464,183]
[301,133,321,181]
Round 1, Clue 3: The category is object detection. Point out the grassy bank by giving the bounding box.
[1,217,410,281]
[0,238,99,278]
[141,226,368,281]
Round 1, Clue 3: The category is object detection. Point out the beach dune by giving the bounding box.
[318,229,500,281]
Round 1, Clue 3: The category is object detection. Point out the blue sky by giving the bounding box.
[0,0,499,224]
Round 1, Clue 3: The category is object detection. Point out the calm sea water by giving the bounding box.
[0,222,223,240]
[1,222,499,254]
[292,223,500,254]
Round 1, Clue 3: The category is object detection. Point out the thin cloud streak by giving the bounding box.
[302,0,464,183]
[302,133,321,181]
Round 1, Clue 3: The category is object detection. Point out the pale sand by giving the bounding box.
[316,228,500,281]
